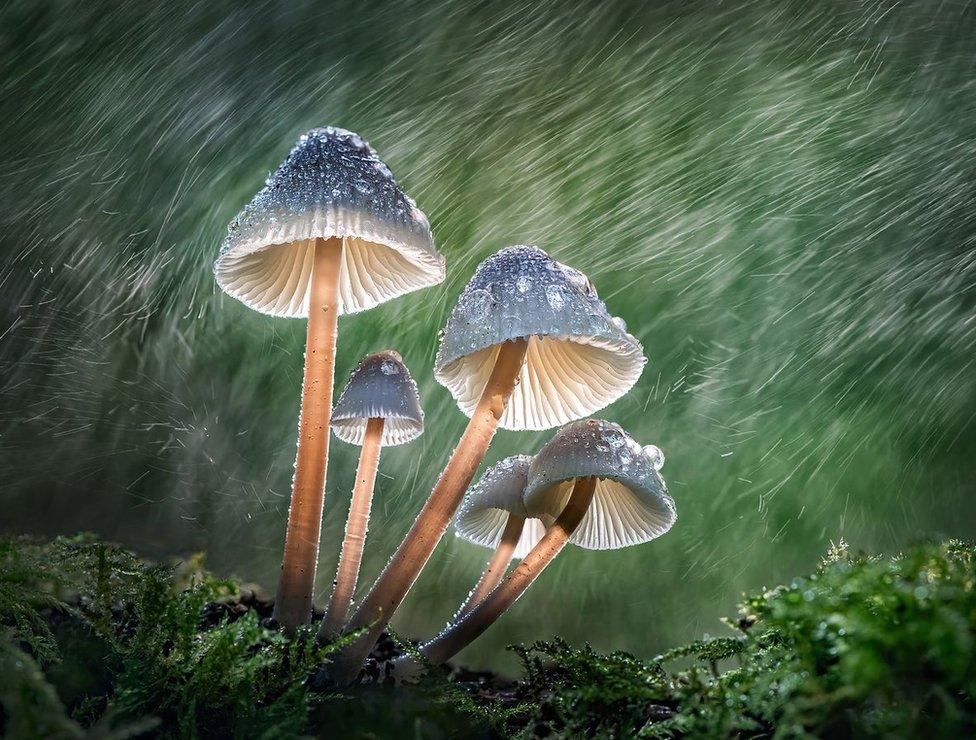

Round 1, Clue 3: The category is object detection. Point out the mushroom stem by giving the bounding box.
[329,337,529,685]
[319,416,385,642]
[405,475,596,672]
[456,513,525,619]
[272,236,342,633]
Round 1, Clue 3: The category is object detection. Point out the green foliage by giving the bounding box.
[502,540,976,738]
[4,536,974,738]
[507,639,675,736]
[0,536,339,737]
[108,565,334,737]
[0,536,77,665]
[0,535,160,738]
[0,636,87,739]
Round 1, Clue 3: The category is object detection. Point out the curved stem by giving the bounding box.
[456,513,525,619]
[273,237,342,633]
[414,476,596,669]
[319,417,385,642]
[329,338,529,685]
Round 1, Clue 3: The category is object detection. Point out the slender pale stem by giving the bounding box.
[456,513,525,619]
[272,237,342,633]
[412,476,596,669]
[329,337,529,685]
[319,417,385,641]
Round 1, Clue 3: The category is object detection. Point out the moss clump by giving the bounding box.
[2,536,974,738]
[497,540,976,737]
[0,535,484,738]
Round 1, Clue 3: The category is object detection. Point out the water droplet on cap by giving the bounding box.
[643,445,665,471]
[546,284,566,310]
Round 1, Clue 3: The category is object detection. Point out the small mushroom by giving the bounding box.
[213,128,444,632]
[318,351,424,641]
[397,419,675,674]
[330,246,645,683]
[453,455,545,618]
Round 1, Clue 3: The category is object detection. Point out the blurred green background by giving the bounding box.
[2,0,975,674]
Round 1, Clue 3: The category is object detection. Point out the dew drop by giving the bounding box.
[644,445,665,471]
[546,284,566,310]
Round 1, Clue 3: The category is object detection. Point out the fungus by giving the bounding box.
[213,128,443,631]
[330,246,644,683]
[318,350,424,641]
[396,419,675,674]
[453,455,544,618]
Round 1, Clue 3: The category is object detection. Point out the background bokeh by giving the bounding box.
[2,0,975,674]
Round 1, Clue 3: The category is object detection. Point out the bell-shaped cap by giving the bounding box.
[454,455,546,559]
[214,127,445,317]
[434,246,645,431]
[523,419,676,550]
[331,350,424,446]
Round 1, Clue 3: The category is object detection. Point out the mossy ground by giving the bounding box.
[1,536,973,738]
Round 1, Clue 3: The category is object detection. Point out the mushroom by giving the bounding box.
[318,350,424,641]
[452,455,545,618]
[213,128,444,631]
[330,246,645,683]
[395,419,675,675]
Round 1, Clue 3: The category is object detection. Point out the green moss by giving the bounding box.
[500,540,976,738]
[0,536,483,738]
[2,536,974,738]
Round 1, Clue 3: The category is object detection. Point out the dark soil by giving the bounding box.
[199,590,517,691]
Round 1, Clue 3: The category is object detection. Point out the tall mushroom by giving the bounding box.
[453,455,545,618]
[394,419,676,675]
[318,350,425,641]
[213,128,444,632]
[330,245,645,684]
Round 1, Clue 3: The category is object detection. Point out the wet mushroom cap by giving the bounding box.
[434,246,645,431]
[214,127,445,317]
[523,419,676,550]
[331,350,424,446]
[454,455,546,559]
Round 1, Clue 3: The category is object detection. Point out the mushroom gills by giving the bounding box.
[220,235,438,317]
[439,335,640,431]
[535,478,676,550]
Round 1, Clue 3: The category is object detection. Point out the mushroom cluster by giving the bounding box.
[392,419,675,680]
[213,127,677,685]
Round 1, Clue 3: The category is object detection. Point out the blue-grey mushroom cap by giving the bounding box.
[214,127,444,317]
[331,350,424,446]
[434,246,645,431]
[523,419,675,550]
[454,455,546,559]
